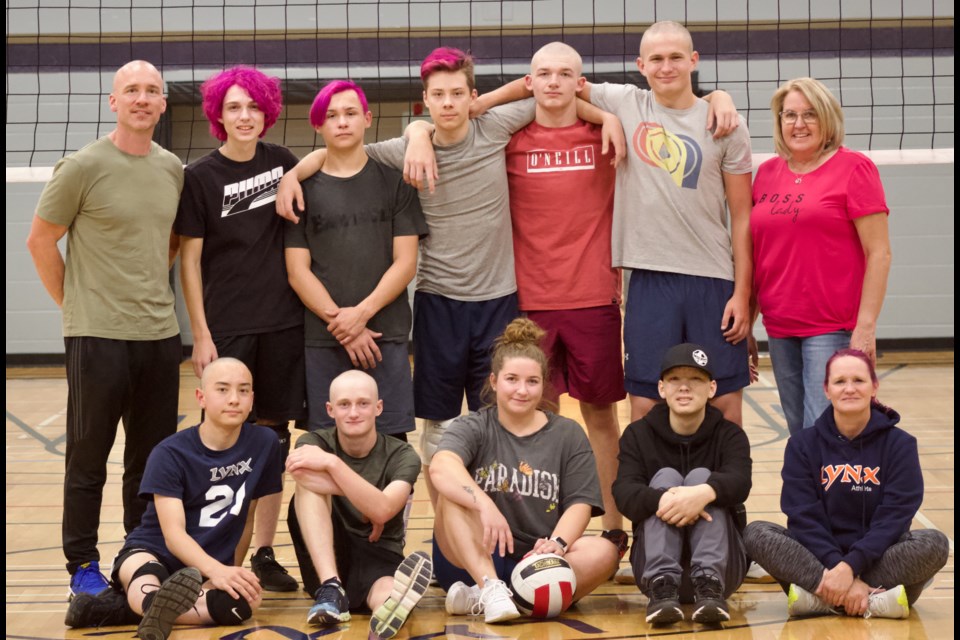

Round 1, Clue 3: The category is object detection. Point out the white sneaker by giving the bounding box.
[477,577,520,624]
[787,584,838,617]
[865,585,910,619]
[745,561,776,583]
[446,581,481,615]
[614,566,635,584]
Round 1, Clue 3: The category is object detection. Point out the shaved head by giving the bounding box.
[640,21,694,56]
[112,60,164,94]
[200,357,252,389]
[328,369,379,403]
[530,41,583,76]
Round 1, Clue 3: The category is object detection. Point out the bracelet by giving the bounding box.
[549,536,568,554]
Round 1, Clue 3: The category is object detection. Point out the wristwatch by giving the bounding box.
[549,536,568,554]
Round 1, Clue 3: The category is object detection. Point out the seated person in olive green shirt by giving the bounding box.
[286,370,430,639]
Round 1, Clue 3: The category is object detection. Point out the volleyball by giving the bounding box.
[510,553,577,618]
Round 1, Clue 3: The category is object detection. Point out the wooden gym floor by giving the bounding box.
[5,352,954,639]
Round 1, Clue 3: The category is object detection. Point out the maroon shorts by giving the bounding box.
[527,305,625,405]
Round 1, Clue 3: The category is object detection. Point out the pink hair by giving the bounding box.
[309,80,369,128]
[823,348,890,411]
[823,349,879,387]
[420,47,476,91]
[200,66,283,141]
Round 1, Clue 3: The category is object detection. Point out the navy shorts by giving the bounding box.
[412,291,519,421]
[432,537,519,592]
[305,341,415,434]
[214,325,307,423]
[623,270,749,398]
[110,546,171,587]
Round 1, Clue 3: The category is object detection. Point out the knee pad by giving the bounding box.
[131,560,170,585]
[272,423,291,466]
[419,418,455,464]
[262,421,291,466]
[206,588,252,624]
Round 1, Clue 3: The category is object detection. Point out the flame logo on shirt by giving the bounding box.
[633,122,703,189]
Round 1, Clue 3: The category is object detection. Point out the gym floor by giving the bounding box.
[5,352,953,639]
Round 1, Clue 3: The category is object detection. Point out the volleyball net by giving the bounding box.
[5,0,954,174]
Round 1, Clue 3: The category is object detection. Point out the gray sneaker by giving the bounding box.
[137,567,202,640]
[369,550,433,638]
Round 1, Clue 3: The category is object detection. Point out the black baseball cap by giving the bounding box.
[659,343,714,380]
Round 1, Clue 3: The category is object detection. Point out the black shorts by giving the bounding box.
[214,325,307,422]
[110,546,170,588]
[288,499,402,612]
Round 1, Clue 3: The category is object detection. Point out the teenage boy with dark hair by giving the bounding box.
[286,370,431,638]
[175,64,304,592]
[65,358,282,640]
[613,344,752,625]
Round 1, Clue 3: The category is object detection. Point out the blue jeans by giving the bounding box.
[767,331,851,436]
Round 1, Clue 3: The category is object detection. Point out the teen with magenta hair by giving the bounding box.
[744,349,949,620]
[174,65,305,592]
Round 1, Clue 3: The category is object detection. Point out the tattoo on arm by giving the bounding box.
[462,486,477,503]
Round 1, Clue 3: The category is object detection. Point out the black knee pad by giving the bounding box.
[265,422,291,466]
[206,588,252,624]
[131,560,170,585]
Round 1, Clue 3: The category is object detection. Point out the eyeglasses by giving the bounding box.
[779,110,819,124]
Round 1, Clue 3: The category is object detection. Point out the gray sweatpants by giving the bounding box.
[743,521,949,605]
[630,467,747,603]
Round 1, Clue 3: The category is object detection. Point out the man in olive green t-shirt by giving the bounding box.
[25,60,184,598]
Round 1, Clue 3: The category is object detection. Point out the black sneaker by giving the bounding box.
[307,577,351,625]
[645,574,683,625]
[64,587,140,628]
[251,546,298,592]
[601,529,629,559]
[691,569,730,623]
[137,567,203,640]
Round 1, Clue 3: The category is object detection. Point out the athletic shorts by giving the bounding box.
[214,325,306,422]
[110,546,170,587]
[432,537,519,592]
[623,270,749,398]
[412,291,519,420]
[527,305,626,405]
[288,499,402,611]
[305,341,414,434]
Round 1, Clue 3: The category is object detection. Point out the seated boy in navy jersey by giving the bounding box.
[286,370,431,639]
[64,358,282,640]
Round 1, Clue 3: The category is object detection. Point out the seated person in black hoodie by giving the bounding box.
[744,349,949,620]
[613,343,752,626]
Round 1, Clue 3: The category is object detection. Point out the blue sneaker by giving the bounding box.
[307,578,351,625]
[70,561,110,598]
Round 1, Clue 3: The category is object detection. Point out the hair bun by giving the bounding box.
[498,317,546,348]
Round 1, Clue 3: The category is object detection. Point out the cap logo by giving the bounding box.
[692,349,708,366]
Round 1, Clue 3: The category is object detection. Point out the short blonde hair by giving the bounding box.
[771,77,845,159]
[640,21,694,56]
